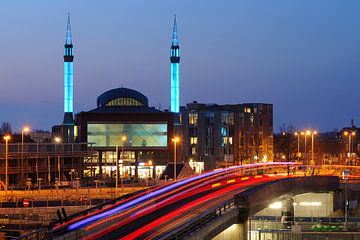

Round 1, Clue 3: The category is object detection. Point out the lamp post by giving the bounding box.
[301,130,311,165]
[54,137,62,186]
[3,135,11,192]
[294,132,301,162]
[344,131,356,165]
[148,160,153,178]
[21,126,30,184]
[116,135,127,197]
[121,135,127,192]
[300,132,306,164]
[115,145,119,197]
[311,131,317,165]
[172,137,180,180]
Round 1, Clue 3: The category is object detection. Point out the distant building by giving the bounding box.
[30,130,51,143]
[317,131,346,165]
[180,102,273,171]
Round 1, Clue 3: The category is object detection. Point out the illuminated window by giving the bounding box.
[190,137,198,145]
[189,112,198,125]
[222,137,233,146]
[244,108,251,113]
[87,123,167,147]
[191,147,197,155]
[105,98,143,107]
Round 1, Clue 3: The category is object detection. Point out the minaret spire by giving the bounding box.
[170,15,180,113]
[65,13,72,45]
[171,15,178,47]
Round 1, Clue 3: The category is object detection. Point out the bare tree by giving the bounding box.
[0,121,12,135]
[274,123,297,161]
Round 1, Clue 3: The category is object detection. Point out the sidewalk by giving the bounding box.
[0,186,146,202]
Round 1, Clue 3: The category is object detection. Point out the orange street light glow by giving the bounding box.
[3,135,11,141]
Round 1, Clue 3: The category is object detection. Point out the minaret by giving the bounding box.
[62,14,75,143]
[170,15,180,113]
[63,13,74,124]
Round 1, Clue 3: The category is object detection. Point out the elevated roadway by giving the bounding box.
[46,163,343,240]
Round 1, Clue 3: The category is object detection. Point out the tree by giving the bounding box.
[274,123,297,161]
[0,121,12,135]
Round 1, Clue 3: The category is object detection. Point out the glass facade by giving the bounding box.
[87,123,168,147]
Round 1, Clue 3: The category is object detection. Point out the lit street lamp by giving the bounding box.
[311,131,317,165]
[21,126,30,184]
[3,135,11,192]
[172,137,180,180]
[294,132,301,162]
[300,130,317,165]
[116,135,127,197]
[54,137,62,186]
[344,131,356,165]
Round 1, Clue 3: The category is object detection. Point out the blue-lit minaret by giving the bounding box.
[63,13,74,124]
[170,15,180,113]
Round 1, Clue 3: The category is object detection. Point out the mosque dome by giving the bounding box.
[96,87,148,108]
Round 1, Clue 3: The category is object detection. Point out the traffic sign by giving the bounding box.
[23,199,29,207]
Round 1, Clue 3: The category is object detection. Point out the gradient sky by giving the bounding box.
[0,1,359,132]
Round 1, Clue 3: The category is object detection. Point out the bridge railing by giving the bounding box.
[251,215,360,232]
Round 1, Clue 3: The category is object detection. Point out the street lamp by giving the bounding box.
[344,131,356,165]
[294,132,301,162]
[172,137,180,180]
[3,135,11,192]
[148,160,153,179]
[311,131,317,165]
[121,135,127,192]
[116,135,127,197]
[21,126,30,184]
[54,137,62,186]
[302,130,311,165]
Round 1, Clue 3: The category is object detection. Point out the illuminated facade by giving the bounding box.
[170,15,180,113]
[76,88,174,179]
[63,14,74,124]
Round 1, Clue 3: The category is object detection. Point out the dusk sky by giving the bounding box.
[0,1,359,132]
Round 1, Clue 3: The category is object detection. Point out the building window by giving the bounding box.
[191,147,197,155]
[222,112,234,125]
[244,108,251,113]
[206,127,213,137]
[189,127,198,136]
[205,147,214,155]
[205,112,214,125]
[222,137,233,146]
[189,112,198,126]
[190,137,198,145]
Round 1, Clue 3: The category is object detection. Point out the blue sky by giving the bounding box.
[0,1,359,132]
